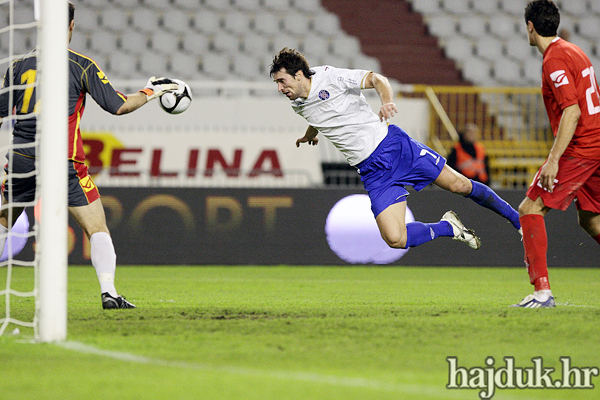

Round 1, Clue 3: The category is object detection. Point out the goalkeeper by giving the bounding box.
[0,2,178,309]
[271,48,522,252]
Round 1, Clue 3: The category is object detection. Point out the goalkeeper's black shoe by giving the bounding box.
[101,292,136,309]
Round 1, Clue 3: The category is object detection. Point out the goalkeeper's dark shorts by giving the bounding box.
[2,152,100,207]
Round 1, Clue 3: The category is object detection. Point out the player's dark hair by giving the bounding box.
[270,48,315,79]
[69,2,75,24]
[524,0,559,37]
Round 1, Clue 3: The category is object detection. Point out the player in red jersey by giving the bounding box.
[0,2,179,309]
[514,0,600,308]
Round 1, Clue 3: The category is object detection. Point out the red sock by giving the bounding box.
[593,233,600,246]
[520,214,550,291]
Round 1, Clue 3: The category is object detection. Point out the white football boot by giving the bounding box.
[441,211,481,250]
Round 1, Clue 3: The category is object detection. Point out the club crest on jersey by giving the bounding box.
[549,70,569,88]
[318,90,330,100]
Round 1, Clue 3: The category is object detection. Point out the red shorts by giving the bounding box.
[526,156,600,213]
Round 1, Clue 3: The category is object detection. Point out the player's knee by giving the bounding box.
[381,231,408,249]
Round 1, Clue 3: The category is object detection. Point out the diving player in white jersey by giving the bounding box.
[270,48,522,251]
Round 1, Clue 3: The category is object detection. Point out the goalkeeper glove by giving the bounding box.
[139,76,179,101]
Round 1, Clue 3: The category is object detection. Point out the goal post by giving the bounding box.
[36,0,68,342]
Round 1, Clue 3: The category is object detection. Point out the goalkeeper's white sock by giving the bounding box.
[90,232,118,297]
[0,224,7,259]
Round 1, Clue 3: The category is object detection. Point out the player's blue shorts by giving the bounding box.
[355,124,445,217]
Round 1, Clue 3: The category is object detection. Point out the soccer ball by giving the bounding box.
[159,79,192,114]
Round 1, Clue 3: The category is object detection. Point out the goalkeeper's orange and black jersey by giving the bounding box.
[0,48,126,162]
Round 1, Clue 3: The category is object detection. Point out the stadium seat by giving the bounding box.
[120,31,150,55]
[272,34,302,55]
[493,58,522,85]
[173,0,201,10]
[461,57,493,85]
[234,0,262,12]
[351,54,381,73]
[73,8,100,33]
[442,36,474,61]
[69,32,90,53]
[263,0,292,12]
[500,0,526,16]
[293,0,323,14]
[169,51,201,80]
[111,0,140,8]
[503,37,536,62]
[107,51,139,79]
[143,0,171,10]
[231,53,262,80]
[312,13,342,36]
[569,34,595,58]
[283,13,312,36]
[301,33,331,57]
[253,13,282,36]
[89,31,119,54]
[458,16,488,38]
[443,0,471,15]
[411,0,442,15]
[179,30,211,54]
[557,0,588,17]
[100,8,131,32]
[241,32,273,55]
[471,0,500,15]
[162,9,193,34]
[201,53,231,79]
[192,10,222,34]
[131,9,161,34]
[331,35,361,56]
[139,52,170,76]
[590,1,600,15]
[523,57,542,84]
[211,33,242,53]
[13,5,34,24]
[203,0,233,12]
[425,15,457,38]
[488,15,518,39]
[475,37,504,61]
[223,12,253,35]
[577,17,600,42]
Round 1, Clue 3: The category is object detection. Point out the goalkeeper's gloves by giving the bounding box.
[139,76,179,101]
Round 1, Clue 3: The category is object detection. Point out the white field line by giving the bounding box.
[57,341,471,398]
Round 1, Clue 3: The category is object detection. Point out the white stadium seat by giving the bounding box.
[283,13,312,35]
[557,0,588,17]
[223,12,253,35]
[301,33,331,58]
[523,57,542,84]
[180,30,211,54]
[461,57,492,84]
[139,52,170,76]
[253,13,282,36]
[170,51,201,80]
[192,10,222,34]
[426,15,457,38]
[131,8,161,34]
[458,16,487,38]
[231,53,262,80]
[500,0,527,16]
[489,15,518,39]
[272,34,302,55]
[475,37,504,61]
[173,0,201,10]
[234,0,262,12]
[331,35,361,56]
[411,0,442,15]
[493,58,522,85]
[443,0,471,15]
[443,36,474,61]
[472,1,500,14]
[120,31,149,55]
[162,10,193,34]
[351,54,381,73]
[69,32,90,53]
[569,34,595,58]
[293,0,323,14]
[263,0,291,12]
[241,33,272,55]
[107,51,139,79]
[201,53,231,79]
[212,33,241,53]
[151,31,180,55]
[111,0,140,8]
[74,8,101,33]
[100,8,130,32]
[312,13,342,36]
[89,30,118,54]
[577,17,600,42]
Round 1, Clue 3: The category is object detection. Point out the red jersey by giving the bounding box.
[541,37,600,160]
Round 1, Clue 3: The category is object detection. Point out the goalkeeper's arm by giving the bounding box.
[115,76,179,115]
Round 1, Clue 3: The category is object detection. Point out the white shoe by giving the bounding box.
[441,211,481,250]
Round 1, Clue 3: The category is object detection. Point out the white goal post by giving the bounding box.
[36,0,68,342]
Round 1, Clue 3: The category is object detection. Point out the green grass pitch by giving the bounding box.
[1,265,599,400]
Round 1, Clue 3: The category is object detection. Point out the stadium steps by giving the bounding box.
[320,0,470,85]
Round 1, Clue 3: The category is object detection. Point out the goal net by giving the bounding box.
[0,0,68,342]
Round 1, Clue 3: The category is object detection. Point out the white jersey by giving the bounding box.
[290,66,388,166]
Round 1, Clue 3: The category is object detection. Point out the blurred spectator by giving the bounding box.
[447,123,490,185]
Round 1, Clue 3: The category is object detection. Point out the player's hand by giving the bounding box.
[139,76,179,101]
[379,102,397,121]
[539,158,559,192]
[296,136,318,147]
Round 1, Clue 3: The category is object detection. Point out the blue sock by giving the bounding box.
[405,221,454,247]
[467,180,521,229]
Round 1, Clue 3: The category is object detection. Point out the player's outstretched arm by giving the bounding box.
[116,76,180,115]
[364,72,397,121]
[296,125,319,147]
